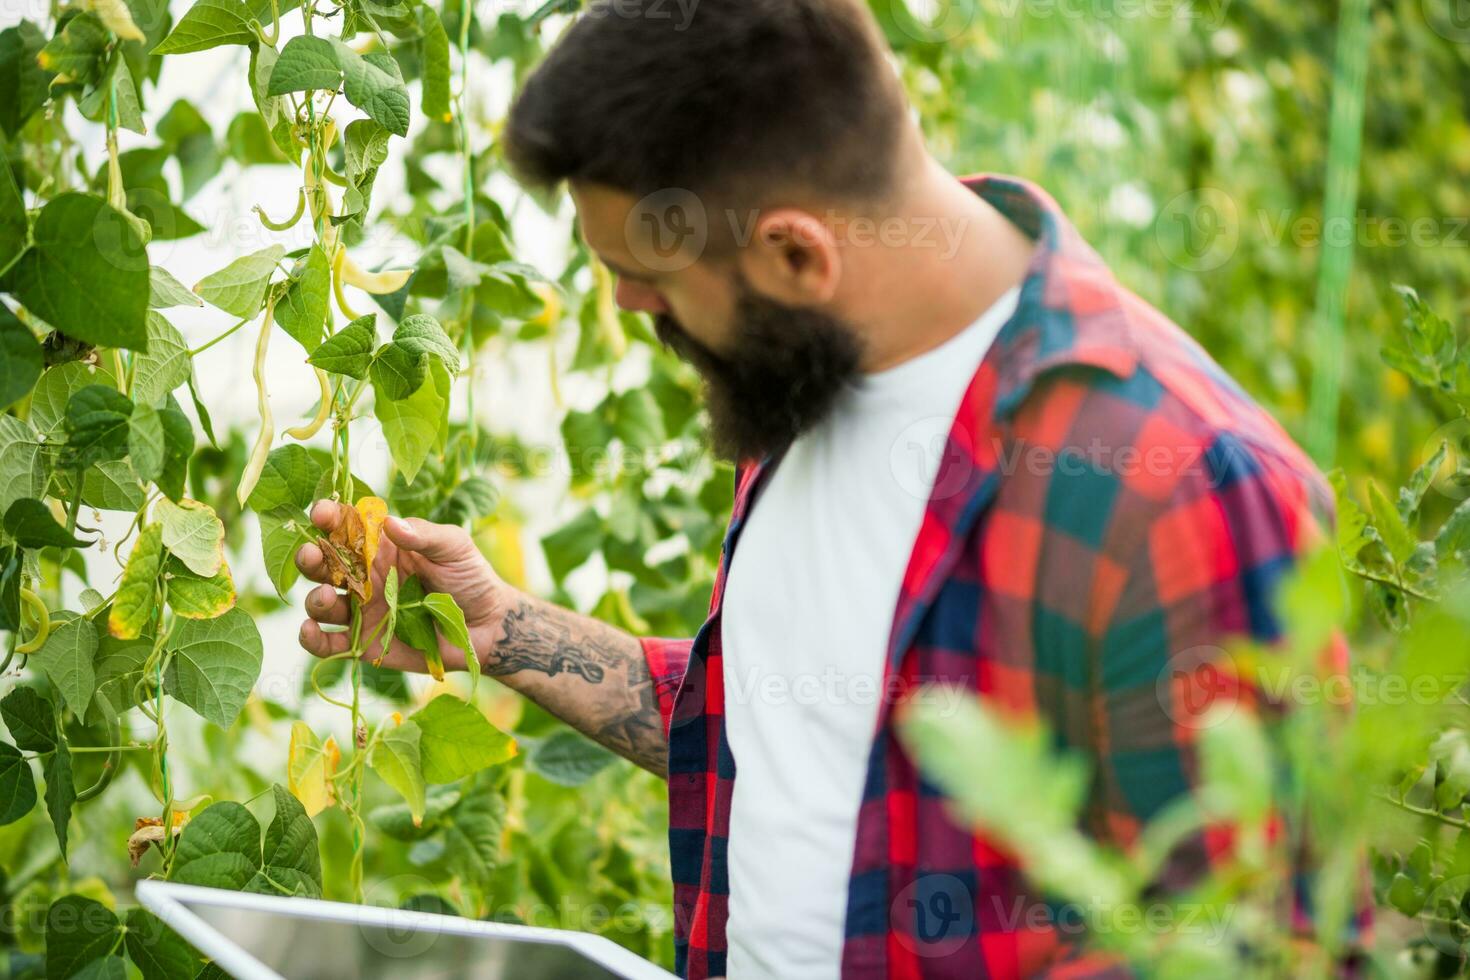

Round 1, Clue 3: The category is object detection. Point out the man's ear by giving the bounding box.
[737,208,842,306]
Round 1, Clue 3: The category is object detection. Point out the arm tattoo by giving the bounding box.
[485,595,670,777]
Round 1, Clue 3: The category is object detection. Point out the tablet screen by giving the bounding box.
[186,900,624,979]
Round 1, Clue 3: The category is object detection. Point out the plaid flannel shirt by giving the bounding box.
[640,174,1343,978]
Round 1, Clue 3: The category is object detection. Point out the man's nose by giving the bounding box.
[615,279,669,315]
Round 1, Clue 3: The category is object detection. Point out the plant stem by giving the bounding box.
[189,316,251,357]
[1375,792,1470,832]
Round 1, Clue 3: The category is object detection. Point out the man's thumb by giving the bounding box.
[383,517,474,562]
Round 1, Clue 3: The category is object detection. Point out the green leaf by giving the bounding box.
[123,908,199,980]
[0,307,43,411]
[343,118,390,181]
[152,0,257,54]
[419,5,451,121]
[169,801,262,890]
[442,246,493,293]
[370,721,426,825]
[0,415,46,516]
[0,144,26,277]
[613,388,666,450]
[257,507,311,598]
[193,245,284,318]
[77,460,147,513]
[35,615,99,722]
[430,477,497,527]
[308,315,376,379]
[3,194,150,351]
[1439,498,1470,565]
[0,741,35,825]
[1369,481,1418,566]
[110,523,163,639]
[0,22,53,139]
[3,499,89,549]
[164,555,237,620]
[541,508,603,583]
[422,593,478,697]
[149,266,204,309]
[156,497,225,577]
[156,398,194,504]
[128,401,165,482]
[267,35,342,95]
[258,783,323,897]
[44,741,73,857]
[45,896,120,980]
[37,13,107,87]
[393,314,458,373]
[528,730,617,787]
[94,631,152,715]
[1,687,56,752]
[130,313,191,405]
[274,245,331,352]
[374,359,449,484]
[441,777,505,888]
[368,785,459,841]
[410,694,516,784]
[247,445,322,513]
[393,574,439,658]
[61,384,134,470]
[164,607,263,729]
[369,340,428,401]
[334,42,411,136]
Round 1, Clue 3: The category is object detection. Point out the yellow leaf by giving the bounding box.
[356,496,388,601]
[110,524,163,639]
[88,0,145,41]
[287,722,340,817]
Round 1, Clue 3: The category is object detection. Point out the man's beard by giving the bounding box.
[653,284,864,462]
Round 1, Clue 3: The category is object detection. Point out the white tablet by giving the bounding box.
[136,880,678,980]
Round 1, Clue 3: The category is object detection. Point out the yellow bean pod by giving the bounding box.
[284,368,332,441]
[253,189,305,232]
[15,588,51,655]
[236,302,276,507]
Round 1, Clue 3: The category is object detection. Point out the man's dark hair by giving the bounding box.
[504,0,909,210]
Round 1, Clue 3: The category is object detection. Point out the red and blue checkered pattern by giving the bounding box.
[641,175,1348,978]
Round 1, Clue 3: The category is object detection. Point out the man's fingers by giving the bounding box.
[298,620,351,658]
[295,541,331,582]
[310,499,350,533]
[383,516,475,563]
[305,584,351,626]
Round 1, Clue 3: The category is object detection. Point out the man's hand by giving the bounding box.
[295,501,506,673]
[293,501,672,775]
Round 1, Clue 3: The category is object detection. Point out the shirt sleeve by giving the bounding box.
[640,636,694,737]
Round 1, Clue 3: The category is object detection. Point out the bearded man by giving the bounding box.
[297,1,1340,976]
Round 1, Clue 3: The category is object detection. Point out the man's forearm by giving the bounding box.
[476,592,668,777]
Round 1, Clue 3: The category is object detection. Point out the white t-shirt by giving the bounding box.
[721,286,1021,978]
